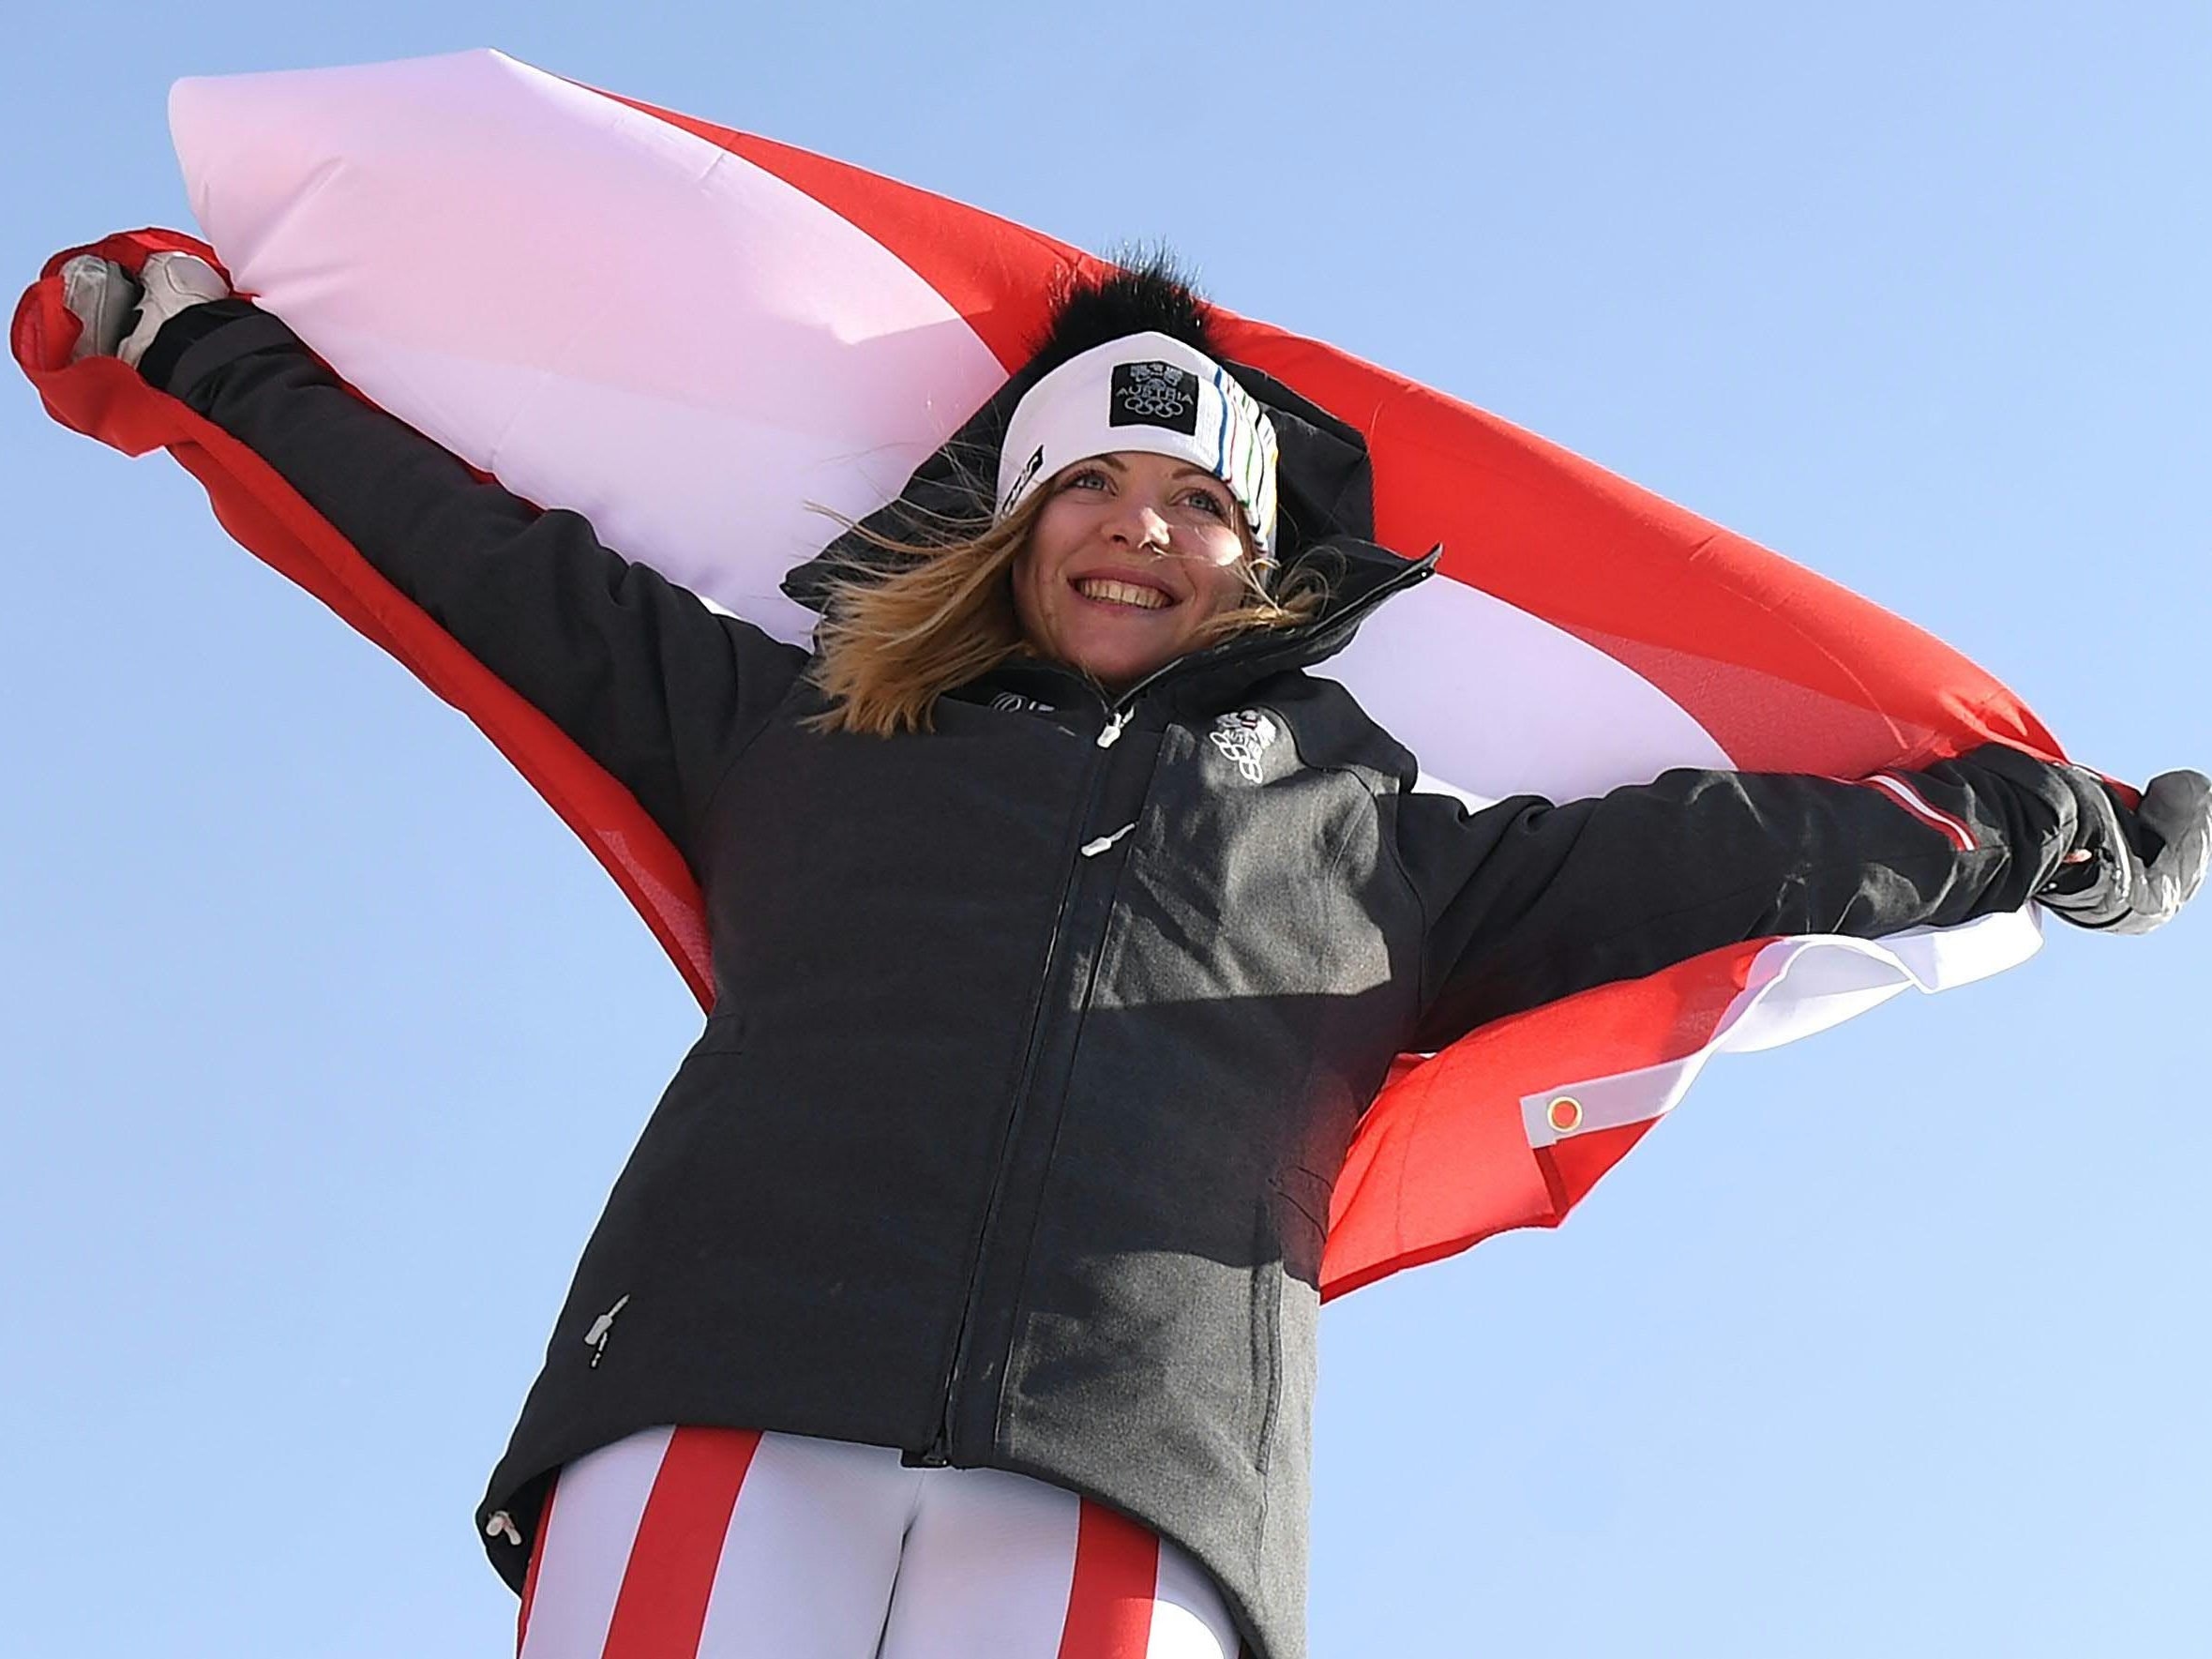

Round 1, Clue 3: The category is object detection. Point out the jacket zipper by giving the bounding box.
[916,546,1437,1465]
[920,690,1118,1465]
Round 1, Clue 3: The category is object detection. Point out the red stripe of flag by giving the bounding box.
[601,1427,763,1659]
[1057,1500,1161,1659]
[515,1476,558,1655]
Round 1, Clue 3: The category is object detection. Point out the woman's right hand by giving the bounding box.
[60,250,230,367]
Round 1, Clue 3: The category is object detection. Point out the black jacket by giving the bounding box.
[141,301,2092,1659]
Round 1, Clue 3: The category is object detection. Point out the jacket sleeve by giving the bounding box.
[1392,743,2090,1053]
[137,299,808,870]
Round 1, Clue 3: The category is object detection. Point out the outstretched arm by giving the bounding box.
[73,252,806,872]
[1393,745,2202,1053]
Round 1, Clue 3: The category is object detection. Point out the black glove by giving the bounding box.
[2039,767,2210,936]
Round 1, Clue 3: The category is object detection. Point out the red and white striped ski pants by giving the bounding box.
[515,1426,1243,1659]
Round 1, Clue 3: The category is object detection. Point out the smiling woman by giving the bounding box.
[806,268,1330,731]
[44,234,2204,1659]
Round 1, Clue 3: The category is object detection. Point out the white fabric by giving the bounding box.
[518,1427,1240,1659]
[1330,567,1736,804]
[996,332,1280,552]
[1521,909,2042,1149]
[520,1427,671,1659]
[171,50,1007,651]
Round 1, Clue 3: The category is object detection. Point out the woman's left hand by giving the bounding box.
[2039,768,2210,935]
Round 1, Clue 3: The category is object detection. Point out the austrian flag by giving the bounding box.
[12,50,2067,1300]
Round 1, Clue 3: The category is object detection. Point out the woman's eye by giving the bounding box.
[1183,490,1230,519]
[1064,469,1108,492]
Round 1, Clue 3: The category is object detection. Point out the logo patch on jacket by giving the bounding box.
[1210,709,1280,783]
[1109,361,1199,433]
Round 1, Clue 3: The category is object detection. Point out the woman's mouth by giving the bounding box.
[1073,577,1174,611]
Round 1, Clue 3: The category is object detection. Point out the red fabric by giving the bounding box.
[587,88,1089,377]
[1321,938,1756,1296]
[1057,1501,1162,1659]
[600,1426,761,1659]
[19,101,2068,1297]
[515,1477,556,1654]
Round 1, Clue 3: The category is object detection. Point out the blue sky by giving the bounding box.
[3,5,2205,1655]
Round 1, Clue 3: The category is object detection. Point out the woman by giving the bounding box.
[63,249,2208,1659]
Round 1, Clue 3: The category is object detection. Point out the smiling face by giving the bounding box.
[1010,451,1256,693]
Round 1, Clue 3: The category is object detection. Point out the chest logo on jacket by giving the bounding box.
[1210,709,1280,784]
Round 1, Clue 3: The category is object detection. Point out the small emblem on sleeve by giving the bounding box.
[1109,361,1200,433]
[1861,773,1979,853]
[1546,1096,1585,1135]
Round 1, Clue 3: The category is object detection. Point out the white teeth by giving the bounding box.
[1076,578,1170,610]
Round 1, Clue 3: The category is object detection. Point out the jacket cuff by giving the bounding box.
[2046,764,2129,893]
[136,297,302,398]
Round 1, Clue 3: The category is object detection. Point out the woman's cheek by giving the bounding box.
[1011,546,1056,646]
[1197,561,1248,620]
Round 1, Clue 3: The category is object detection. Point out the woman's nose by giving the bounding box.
[1109,501,1172,551]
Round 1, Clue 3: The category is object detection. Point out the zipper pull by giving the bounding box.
[584,1293,630,1368]
[1097,708,1130,748]
[1080,822,1136,857]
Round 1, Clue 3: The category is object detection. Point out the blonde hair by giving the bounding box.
[807,481,1328,737]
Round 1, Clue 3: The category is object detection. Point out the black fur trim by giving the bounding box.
[1026,249,1219,375]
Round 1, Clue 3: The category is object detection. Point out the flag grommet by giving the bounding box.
[1546,1096,1584,1135]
